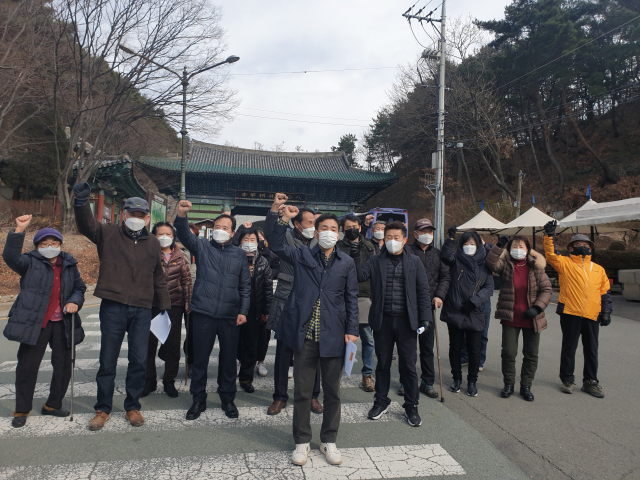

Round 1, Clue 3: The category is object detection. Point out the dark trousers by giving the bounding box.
[257,325,271,362]
[418,320,435,385]
[501,325,540,387]
[461,300,491,365]
[191,312,239,404]
[448,324,482,383]
[293,339,342,444]
[373,315,419,408]
[560,314,599,383]
[184,311,194,365]
[147,305,184,383]
[237,315,260,383]
[273,339,320,403]
[95,299,152,414]
[15,321,71,413]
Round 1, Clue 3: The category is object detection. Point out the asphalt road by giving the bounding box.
[0,293,637,479]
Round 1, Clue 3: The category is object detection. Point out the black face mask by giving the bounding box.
[344,228,360,241]
[571,246,591,256]
[258,240,266,250]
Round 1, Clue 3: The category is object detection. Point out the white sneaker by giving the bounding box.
[288,366,294,379]
[256,362,268,377]
[320,442,342,465]
[291,443,310,465]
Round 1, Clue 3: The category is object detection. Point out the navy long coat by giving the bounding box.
[269,222,359,357]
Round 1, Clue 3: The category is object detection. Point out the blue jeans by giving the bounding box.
[461,300,491,367]
[359,324,375,377]
[95,299,152,414]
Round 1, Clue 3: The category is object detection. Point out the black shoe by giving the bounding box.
[467,382,478,397]
[140,379,157,398]
[404,406,422,427]
[11,416,27,428]
[450,379,462,393]
[397,384,405,396]
[186,401,206,420]
[368,402,389,420]
[520,385,534,402]
[41,405,70,417]
[419,380,439,398]
[501,384,514,398]
[163,380,179,398]
[221,401,239,419]
[239,382,255,393]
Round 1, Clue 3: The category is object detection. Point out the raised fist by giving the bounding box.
[271,193,288,212]
[73,182,91,201]
[496,235,509,248]
[243,221,252,229]
[447,225,457,240]
[282,205,299,221]
[364,214,374,226]
[177,200,192,217]
[543,220,557,236]
[15,214,32,233]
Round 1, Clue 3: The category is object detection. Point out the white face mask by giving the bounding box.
[125,217,146,232]
[463,244,477,256]
[301,227,315,239]
[158,235,173,248]
[212,229,230,244]
[241,242,257,252]
[373,230,385,240]
[510,248,527,260]
[418,233,433,245]
[386,239,404,254]
[318,231,338,249]
[39,246,61,259]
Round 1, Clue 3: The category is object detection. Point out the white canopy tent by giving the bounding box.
[573,197,640,225]
[457,210,507,232]
[556,199,628,235]
[497,207,556,250]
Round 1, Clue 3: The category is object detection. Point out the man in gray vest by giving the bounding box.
[263,193,322,415]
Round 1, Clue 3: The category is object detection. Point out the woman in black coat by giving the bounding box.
[2,215,86,428]
[440,227,493,397]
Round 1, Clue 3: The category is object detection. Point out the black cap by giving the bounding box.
[124,197,149,214]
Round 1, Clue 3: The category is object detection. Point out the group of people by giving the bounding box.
[2,187,612,467]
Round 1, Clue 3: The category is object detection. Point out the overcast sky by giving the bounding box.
[205,0,511,153]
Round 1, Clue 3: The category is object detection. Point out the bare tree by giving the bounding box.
[272,141,285,152]
[253,141,264,151]
[45,0,238,229]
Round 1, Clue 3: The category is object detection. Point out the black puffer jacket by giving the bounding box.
[406,240,450,301]
[336,235,375,298]
[440,234,494,331]
[263,211,317,331]
[175,215,251,320]
[2,230,86,346]
[383,258,408,316]
[249,252,273,317]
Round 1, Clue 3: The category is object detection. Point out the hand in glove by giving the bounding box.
[598,312,611,326]
[447,225,457,240]
[349,241,360,258]
[496,235,510,248]
[523,305,543,319]
[543,220,557,236]
[460,300,475,314]
[73,182,91,204]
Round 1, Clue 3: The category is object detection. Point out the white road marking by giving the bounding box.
[86,314,99,318]
[0,402,406,439]
[0,371,365,400]
[43,339,278,353]
[0,445,465,478]
[82,329,187,336]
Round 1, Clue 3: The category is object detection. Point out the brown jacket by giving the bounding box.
[162,246,192,306]
[485,245,552,333]
[74,203,171,310]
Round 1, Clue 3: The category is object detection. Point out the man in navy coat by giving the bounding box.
[270,205,359,467]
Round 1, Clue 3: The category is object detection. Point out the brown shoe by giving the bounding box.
[311,398,324,414]
[88,410,110,431]
[125,410,145,427]
[362,375,375,392]
[267,400,287,416]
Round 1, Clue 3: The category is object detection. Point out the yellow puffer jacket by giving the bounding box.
[543,236,609,321]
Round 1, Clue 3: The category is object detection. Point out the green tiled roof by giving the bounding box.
[137,141,397,185]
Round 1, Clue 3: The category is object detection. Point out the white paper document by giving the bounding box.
[344,340,357,377]
[150,311,171,344]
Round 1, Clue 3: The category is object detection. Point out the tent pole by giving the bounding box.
[590,226,595,243]
[532,226,536,250]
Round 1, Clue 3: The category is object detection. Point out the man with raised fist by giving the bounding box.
[73,182,170,431]
[271,205,359,467]
[174,200,251,420]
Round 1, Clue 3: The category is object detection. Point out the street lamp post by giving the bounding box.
[118,45,239,200]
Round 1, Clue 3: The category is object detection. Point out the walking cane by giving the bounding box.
[69,308,75,421]
[432,306,445,403]
[184,284,191,385]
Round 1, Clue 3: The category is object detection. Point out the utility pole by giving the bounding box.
[403,0,447,247]
[516,170,523,217]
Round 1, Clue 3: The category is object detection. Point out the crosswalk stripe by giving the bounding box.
[0,372,365,400]
[82,329,187,336]
[44,338,278,353]
[0,402,403,439]
[0,444,465,478]
[86,314,99,318]
[0,354,277,373]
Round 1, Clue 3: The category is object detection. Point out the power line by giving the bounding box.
[237,107,371,122]
[231,66,398,76]
[234,113,369,128]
